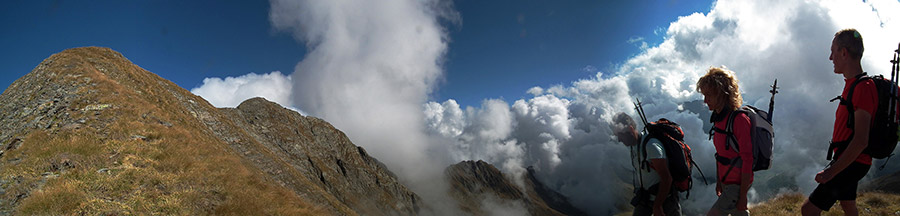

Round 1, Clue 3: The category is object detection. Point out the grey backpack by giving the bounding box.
[712,105,775,172]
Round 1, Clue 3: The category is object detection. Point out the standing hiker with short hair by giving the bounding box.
[801,28,875,216]
[698,67,753,216]
[614,112,682,216]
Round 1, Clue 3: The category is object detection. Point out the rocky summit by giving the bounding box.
[0,47,418,215]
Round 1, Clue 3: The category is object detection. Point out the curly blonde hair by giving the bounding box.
[696,67,742,112]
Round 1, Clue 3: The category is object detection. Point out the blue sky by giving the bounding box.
[1,0,303,95]
[441,0,712,106]
[1,0,712,108]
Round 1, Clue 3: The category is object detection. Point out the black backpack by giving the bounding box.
[829,74,900,160]
[640,118,706,196]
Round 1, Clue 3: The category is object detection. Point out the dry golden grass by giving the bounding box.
[1,47,322,215]
[751,192,900,215]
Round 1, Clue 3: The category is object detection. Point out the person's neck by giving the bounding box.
[842,63,865,79]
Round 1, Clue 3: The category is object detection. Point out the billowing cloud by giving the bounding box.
[190,71,293,108]
[269,0,458,172]
[426,0,900,215]
[268,0,464,214]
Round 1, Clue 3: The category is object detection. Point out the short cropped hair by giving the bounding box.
[612,112,636,135]
[834,28,864,60]
[696,66,743,112]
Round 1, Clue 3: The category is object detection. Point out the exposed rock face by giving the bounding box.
[523,167,587,216]
[223,98,419,214]
[445,160,585,216]
[0,47,419,215]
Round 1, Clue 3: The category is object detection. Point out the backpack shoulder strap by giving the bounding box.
[640,134,652,171]
[842,74,871,129]
[724,109,744,152]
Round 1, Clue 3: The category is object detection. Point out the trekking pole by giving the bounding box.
[633,98,649,128]
[884,43,900,171]
[768,79,779,123]
[881,43,900,171]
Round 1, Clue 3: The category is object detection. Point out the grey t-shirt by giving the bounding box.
[631,133,667,190]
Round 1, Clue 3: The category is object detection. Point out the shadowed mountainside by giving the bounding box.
[445,160,586,216]
[0,47,418,215]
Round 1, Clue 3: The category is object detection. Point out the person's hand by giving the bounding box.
[815,169,835,184]
[653,205,666,216]
[716,182,723,197]
[737,195,748,210]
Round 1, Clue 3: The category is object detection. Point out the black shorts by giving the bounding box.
[808,162,871,211]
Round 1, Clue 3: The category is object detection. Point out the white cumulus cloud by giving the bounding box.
[425,0,900,214]
[190,71,294,109]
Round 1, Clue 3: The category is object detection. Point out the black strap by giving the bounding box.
[715,153,732,165]
[827,141,850,161]
[723,110,743,152]
[708,110,741,152]
[829,73,868,160]
[715,153,742,183]
[843,73,869,129]
[720,162,738,184]
[640,135,651,172]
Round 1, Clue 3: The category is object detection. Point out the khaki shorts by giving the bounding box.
[711,185,750,216]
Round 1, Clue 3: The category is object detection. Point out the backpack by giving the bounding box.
[712,105,775,173]
[829,74,900,160]
[640,118,706,196]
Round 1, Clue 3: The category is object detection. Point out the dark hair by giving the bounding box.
[612,112,636,134]
[834,28,864,60]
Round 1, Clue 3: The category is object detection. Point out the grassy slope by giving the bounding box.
[0,47,321,215]
[751,192,900,215]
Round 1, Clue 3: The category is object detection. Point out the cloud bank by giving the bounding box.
[426,0,900,214]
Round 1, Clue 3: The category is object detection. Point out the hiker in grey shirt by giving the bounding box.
[614,112,681,216]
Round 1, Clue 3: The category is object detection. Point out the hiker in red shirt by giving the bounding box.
[697,67,753,216]
[801,29,874,216]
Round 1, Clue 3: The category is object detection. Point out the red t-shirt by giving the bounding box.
[713,112,753,185]
[832,76,877,165]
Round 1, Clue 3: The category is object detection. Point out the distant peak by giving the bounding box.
[236,97,284,112]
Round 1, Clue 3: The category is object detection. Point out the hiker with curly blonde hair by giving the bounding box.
[697,67,752,216]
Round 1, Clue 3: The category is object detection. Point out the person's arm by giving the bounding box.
[735,114,753,210]
[650,158,671,216]
[818,109,871,183]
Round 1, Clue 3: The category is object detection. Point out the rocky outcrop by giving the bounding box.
[0,47,419,215]
[523,167,586,216]
[222,98,419,215]
[445,160,585,216]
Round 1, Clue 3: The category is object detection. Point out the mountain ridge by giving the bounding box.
[0,47,418,215]
[445,160,586,216]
